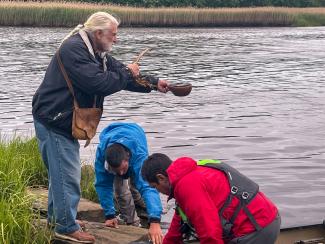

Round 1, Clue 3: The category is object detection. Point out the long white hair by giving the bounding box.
[62,12,120,43]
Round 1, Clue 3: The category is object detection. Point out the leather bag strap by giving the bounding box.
[56,49,97,108]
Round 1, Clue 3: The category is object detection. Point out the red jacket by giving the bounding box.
[163,157,278,244]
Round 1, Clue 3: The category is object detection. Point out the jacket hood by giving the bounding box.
[98,122,148,166]
[167,157,197,188]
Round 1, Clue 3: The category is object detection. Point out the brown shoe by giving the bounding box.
[76,219,87,230]
[55,230,95,243]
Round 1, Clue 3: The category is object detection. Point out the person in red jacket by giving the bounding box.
[141,153,280,244]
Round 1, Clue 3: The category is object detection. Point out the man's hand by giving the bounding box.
[105,218,119,229]
[148,222,163,244]
[127,63,140,78]
[157,79,169,93]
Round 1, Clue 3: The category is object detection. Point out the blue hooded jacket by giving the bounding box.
[94,122,162,222]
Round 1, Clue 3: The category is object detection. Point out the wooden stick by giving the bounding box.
[133,48,151,64]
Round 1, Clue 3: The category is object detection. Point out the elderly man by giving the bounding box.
[32,12,168,243]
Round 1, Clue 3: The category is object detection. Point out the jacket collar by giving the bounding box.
[79,29,107,71]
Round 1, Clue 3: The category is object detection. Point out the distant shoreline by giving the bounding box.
[1,2,325,27]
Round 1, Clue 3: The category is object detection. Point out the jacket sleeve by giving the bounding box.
[132,154,162,222]
[106,56,157,93]
[60,42,131,97]
[94,145,116,219]
[163,212,183,244]
[175,177,224,244]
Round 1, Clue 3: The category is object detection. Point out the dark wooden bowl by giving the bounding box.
[168,83,192,96]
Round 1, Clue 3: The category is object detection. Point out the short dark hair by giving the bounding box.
[105,143,130,168]
[141,153,172,184]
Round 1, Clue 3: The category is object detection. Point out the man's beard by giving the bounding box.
[102,42,113,52]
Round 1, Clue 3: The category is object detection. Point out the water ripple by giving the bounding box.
[0,26,325,228]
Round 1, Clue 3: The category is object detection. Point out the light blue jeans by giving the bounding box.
[34,119,81,234]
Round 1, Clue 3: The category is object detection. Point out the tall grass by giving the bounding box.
[0,135,101,242]
[81,164,98,203]
[0,136,49,244]
[0,1,325,27]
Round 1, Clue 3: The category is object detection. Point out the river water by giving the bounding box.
[0,26,324,229]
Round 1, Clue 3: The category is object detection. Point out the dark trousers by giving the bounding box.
[114,176,146,225]
[229,214,281,244]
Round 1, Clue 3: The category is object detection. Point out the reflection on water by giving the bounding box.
[0,26,325,229]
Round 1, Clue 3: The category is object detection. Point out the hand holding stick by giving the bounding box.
[132,48,192,96]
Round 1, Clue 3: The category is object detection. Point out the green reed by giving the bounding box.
[81,164,99,203]
[0,136,49,243]
[0,1,325,27]
[0,135,101,242]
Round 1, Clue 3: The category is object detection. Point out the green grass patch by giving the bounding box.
[0,135,100,242]
[81,164,99,203]
[0,136,49,243]
[294,13,325,26]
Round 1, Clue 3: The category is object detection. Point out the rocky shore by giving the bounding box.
[29,187,151,244]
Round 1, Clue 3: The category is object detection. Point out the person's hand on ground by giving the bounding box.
[148,222,163,244]
[105,218,119,229]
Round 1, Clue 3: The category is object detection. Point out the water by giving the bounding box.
[0,26,324,229]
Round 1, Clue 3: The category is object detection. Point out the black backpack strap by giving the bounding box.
[176,205,199,241]
[199,161,261,238]
[219,193,234,216]
[243,204,262,231]
[219,187,237,239]
[230,201,243,224]
[221,198,244,240]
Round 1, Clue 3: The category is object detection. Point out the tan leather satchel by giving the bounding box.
[56,51,102,147]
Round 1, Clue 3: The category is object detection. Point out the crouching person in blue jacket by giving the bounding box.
[95,122,163,244]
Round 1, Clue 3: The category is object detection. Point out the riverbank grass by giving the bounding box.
[0,2,325,27]
[0,136,49,243]
[81,164,98,203]
[0,136,100,242]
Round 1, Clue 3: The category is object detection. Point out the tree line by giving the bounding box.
[81,0,325,8]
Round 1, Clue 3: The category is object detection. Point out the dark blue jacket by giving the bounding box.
[94,122,162,222]
[32,33,157,138]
